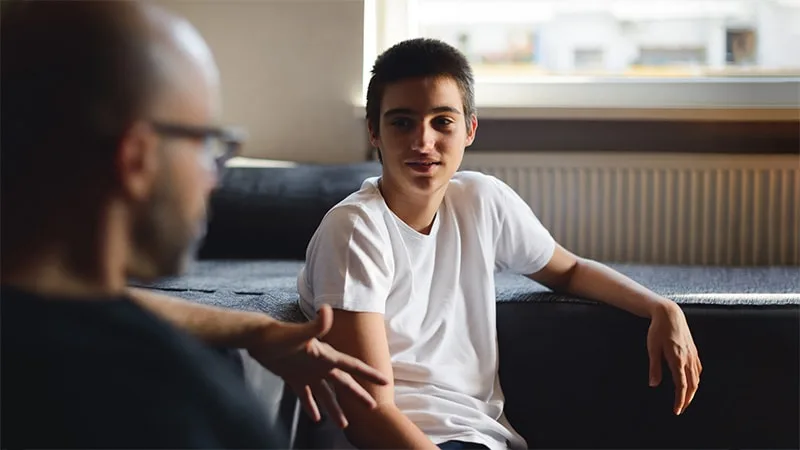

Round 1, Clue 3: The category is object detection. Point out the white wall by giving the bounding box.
[159,0,367,163]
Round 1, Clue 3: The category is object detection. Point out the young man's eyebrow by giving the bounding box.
[383,106,463,117]
[430,106,462,115]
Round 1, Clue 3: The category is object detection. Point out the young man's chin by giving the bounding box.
[406,175,450,196]
[383,167,450,197]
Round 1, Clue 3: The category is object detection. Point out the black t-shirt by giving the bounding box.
[0,286,283,449]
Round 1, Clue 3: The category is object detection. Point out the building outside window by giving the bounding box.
[366,0,800,115]
[414,0,799,78]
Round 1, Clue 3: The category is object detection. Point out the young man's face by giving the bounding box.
[370,76,477,198]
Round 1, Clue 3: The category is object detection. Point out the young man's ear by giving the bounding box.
[465,113,478,147]
[116,121,160,201]
[367,120,380,149]
[367,121,384,163]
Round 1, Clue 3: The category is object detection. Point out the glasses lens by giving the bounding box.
[205,138,226,160]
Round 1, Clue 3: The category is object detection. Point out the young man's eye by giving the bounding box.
[391,118,412,128]
[434,117,455,127]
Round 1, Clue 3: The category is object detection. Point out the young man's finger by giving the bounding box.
[684,363,699,410]
[670,359,688,415]
[328,368,378,409]
[647,341,662,387]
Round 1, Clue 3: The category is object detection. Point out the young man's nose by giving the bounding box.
[410,123,436,153]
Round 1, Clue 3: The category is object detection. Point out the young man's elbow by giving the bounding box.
[341,403,403,447]
[343,398,398,425]
[344,402,421,448]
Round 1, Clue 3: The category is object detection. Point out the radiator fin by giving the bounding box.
[462,153,799,266]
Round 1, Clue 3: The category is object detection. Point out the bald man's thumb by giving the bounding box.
[312,304,334,339]
[280,305,333,349]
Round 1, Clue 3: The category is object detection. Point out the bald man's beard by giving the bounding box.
[127,170,207,281]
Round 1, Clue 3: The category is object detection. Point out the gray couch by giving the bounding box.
[137,162,800,449]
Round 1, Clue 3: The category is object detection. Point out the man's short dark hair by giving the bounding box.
[365,38,476,134]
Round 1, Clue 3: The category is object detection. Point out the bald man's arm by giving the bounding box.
[127,287,390,429]
[128,287,274,348]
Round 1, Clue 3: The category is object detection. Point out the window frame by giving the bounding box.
[362,0,800,121]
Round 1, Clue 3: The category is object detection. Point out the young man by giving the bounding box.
[298,38,702,449]
[1,2,386,448]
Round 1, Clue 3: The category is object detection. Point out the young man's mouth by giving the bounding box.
[405,160,442,173]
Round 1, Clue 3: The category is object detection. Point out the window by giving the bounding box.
[365,0,800,118]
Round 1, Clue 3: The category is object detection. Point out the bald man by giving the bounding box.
[0,2,386,448]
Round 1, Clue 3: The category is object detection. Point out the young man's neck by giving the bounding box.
[379,178,446,235]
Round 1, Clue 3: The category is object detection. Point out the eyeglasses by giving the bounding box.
[150,121,246,172]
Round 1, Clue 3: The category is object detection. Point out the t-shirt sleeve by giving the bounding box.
[301,206,393,315]
[488,175,557,275]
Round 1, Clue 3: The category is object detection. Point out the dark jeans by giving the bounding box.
[438,440,490,449]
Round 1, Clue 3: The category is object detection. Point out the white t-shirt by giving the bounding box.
[297,171,556,450]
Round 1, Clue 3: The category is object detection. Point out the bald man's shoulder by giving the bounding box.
[0,286,285,448]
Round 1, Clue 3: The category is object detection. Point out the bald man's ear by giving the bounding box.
[116,121,161,201]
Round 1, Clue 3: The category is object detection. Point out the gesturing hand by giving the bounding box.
[647,301,702,415]
[246,305,389,429]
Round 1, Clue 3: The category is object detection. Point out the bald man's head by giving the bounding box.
[4,2,147,160]
[1,1,223,279]
[1,1,215,163]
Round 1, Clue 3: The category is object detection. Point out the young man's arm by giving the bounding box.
[320,309,439,450]
[127,287,389,428]
[526,244,702,416]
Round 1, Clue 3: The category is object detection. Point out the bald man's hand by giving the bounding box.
[246,305,390,428]
[128,289,388,427]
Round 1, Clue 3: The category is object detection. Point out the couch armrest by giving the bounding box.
[496,299,799,449]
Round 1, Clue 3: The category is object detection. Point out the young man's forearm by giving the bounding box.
[127,287,274,348]
[344,403,438,450]
[560,258,673,318]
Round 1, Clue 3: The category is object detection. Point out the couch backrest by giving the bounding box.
[198,162,381,260]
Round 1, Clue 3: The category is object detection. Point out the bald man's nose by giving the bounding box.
[199,152,219,190]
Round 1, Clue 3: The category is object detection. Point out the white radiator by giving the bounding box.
[461,152,800,266]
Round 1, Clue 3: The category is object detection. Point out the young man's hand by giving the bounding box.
[246,304,390,429]
[526,247,703,416]
[646,301,702,415]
